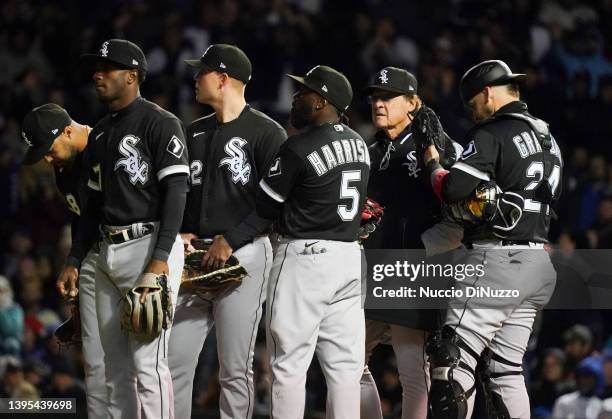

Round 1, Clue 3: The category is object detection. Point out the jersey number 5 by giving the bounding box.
[338,170,361,221]
[524,162,561,213]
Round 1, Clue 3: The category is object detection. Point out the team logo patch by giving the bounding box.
[166,135,185,158]
[219,137,251,185]
[401,150,420,178]
[268,157,282,177]
[114,134,149,185]
[333,124,344,132]
[461,140,477,160]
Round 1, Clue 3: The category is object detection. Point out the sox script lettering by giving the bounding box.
[219,137,251,185]
[114,134,149,185]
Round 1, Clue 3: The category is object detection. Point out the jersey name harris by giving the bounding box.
[307,137,370,176]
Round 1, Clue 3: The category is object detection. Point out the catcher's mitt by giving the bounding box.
[411,105,456,168]
[55,298,81,347]
[122,273,173,339]
[445,181,501,225]
[359,197,385,239]
[181,250,247,292]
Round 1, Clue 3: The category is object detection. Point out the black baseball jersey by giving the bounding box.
[181,105,287,237]
[366,126,459,249]
[87,97,189,225]
[55,149,89,217]
[443,101,563,242]
[259,122,371,241]
[54,147,91,243]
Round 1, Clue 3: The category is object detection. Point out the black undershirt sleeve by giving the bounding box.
[224,212,273,250]
[66,190,102,268]
[255,190,283,222]
[152,174,189,261]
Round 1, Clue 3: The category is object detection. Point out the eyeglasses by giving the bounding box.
[367,92,402,104]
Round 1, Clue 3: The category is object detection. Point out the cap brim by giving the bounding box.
[184,59,205,69]
[22,145,50,166]
[364,85,413,95]
[495,73,527,86]
[286,74,308,87]
[79,54,136,70]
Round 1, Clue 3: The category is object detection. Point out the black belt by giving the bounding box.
[464,240,535,249]
[103,223,155,244]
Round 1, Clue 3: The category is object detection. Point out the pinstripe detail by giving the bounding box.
[155,330,164,418]
[268,243,290,418]
[244,240,269,418]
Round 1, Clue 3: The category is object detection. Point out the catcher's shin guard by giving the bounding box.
[472,349,519,419]
[426,326,479,419]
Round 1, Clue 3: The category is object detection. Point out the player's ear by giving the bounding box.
[63,125,73,140]
[219,73,229,90]
[127,69,138,85]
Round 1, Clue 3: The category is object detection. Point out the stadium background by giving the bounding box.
[1,0,612,417]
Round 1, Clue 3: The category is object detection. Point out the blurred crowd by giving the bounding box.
[1,0,612,417]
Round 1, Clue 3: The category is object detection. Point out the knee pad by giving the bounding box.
[473,348,521,419]
[426,326,479,419]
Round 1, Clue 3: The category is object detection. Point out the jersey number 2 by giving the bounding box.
[338,170,361,221]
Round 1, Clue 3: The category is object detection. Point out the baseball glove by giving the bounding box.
[411,105,456,168]
[181,250,247,292]
[54,298,81,347]
[122,272,173,339]
[359,197,385,239]
[444,181,501,225]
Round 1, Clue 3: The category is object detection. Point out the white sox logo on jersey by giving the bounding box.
[219,137,251,185]
[114,135,149,185]
[401,150,420,178]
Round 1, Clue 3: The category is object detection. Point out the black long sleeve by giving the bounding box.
[224,211,273,250]
[152,174,189,262]
[66,190,102,268]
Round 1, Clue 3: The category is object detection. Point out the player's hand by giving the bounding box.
[423,145,440,166]
[181,233,199,253]
[57,266,79,299]
[202,235,233,272]
[140,259,169,304]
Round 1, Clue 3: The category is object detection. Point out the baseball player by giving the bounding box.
[361,67,462,419]
[169,44,286,419]
[256,65,370,419]
[20,104,108,419]
[74,39,189,419]
[422,60,563,418]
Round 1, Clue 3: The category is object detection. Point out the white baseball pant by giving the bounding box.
[169,236,272,419]
[267,238,365,419]
[96,226,183,419]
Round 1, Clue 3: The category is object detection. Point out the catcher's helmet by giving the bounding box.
[460,60,526,104]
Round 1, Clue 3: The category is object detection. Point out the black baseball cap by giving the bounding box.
[365,67,418,95]
[460,59,526,104]
[185,44,252,84]
[21,104,72,165]
[287,65,353,113]
[81,39,147,74]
